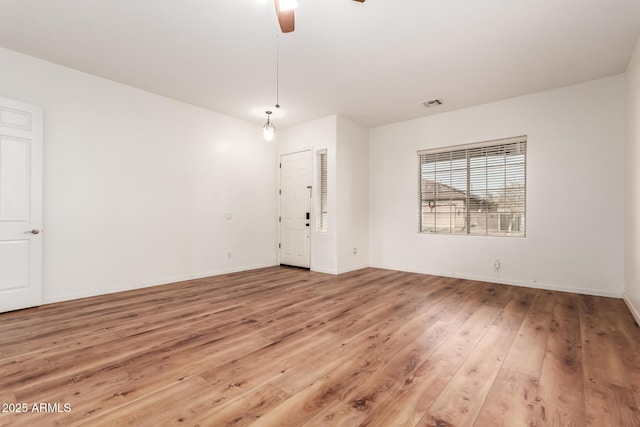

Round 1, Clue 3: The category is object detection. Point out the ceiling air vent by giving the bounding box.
[422,99,443,108]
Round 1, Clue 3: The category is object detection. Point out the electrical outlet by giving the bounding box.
[227,252,232,258]
[494,259,501,272]
[353,248,358,255]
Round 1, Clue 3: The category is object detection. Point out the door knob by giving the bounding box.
[25,229,40,235]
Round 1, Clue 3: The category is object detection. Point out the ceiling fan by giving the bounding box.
[274,0,365,33]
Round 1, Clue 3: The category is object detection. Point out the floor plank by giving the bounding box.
[501,290,556,377]
[474,368,538,427]
[423,290,534,426]
[579,295,640,426]
[359,302,502,426]
[530,293,587,427]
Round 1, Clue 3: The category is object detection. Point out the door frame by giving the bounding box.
[278,149,313,269]
[0,96,43,313]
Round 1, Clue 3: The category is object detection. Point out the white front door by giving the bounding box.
[280,150,311,268]
[0,96,43,313]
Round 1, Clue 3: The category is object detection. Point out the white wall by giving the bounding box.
[370,76,626,297]
[0,47,278,303]
[277,115,338,273]
[277,115,369,275]
[0,44,630,304]
[625,36,640,322]
[336,116,369,273]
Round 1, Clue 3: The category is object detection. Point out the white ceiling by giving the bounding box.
[0,0,639,128]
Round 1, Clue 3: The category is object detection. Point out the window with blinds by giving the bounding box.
[316,149,328,233]
[418,136,526,237]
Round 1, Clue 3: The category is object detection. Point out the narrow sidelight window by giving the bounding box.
[316,149,328,233]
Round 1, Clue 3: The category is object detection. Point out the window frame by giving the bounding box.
[417,136,527,237]
[316,149,328,233]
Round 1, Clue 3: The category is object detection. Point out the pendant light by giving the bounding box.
[263,111,275,141]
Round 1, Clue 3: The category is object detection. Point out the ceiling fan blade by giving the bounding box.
[274,0,295,33]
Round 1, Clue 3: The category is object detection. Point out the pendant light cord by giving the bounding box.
[276,34,280,109]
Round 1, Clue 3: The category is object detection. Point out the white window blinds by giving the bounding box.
[418,136,526,236]
[316,149,328,233]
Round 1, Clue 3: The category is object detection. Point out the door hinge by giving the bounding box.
[278,243,281,249]
[279,216,281,222]
[279,162,281,168]
[279,189,281,195]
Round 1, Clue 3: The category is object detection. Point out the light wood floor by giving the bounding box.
[1,267,639,426]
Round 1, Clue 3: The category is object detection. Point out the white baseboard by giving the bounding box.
[495,278,623,298]
[623,294,640,325]
[311,267,338,275]
[43,262,627,306]
[43,284,132,305]
[42,262,278,305]
[461,273,622,298]
[337,265,369,275]
[311,265,369,275]
[367,263,623,298]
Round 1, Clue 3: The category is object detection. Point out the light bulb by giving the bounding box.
[263,121,276,141]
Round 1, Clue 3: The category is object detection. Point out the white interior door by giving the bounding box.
[0,96,43,313]
[280,150,311,268]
